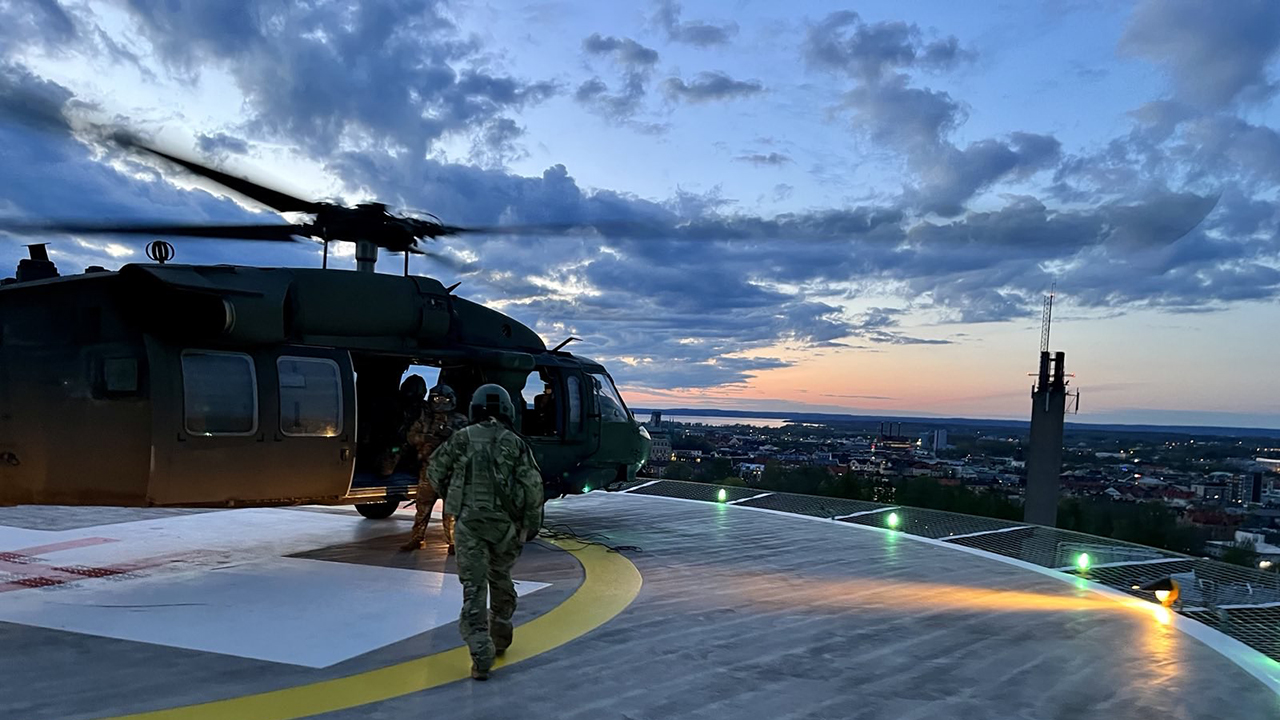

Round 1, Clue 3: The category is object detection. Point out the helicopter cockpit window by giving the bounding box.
[278,357,343,437]
[589,372,631,423]
[181,351,258,436]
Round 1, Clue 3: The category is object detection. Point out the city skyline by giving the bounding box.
[2,0,1279,428]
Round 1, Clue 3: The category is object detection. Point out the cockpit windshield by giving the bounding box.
[589,372,631,423]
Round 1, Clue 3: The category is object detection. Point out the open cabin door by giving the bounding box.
[146,344,357,507]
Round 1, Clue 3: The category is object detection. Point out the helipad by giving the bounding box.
[0,489,1276,720]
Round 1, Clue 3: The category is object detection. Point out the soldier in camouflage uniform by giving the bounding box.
[400,383,468,553]
[428,384,543,681]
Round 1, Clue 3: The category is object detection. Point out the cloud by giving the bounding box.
[576,33,661,123]
[2,0,77,50]
[195,131,250,157]
[663,72,764,103]
[118,0,557,157]
[582,33,660,67]
[736,152,792,167]
[1120,0,1280,107]
[806,14,1058,216]
[653,0,738,47]
[5,5,1280,398]
[805,10,973,83]
[0,62,301,274]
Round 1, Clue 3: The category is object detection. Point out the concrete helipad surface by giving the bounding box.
[1,492,1277,720]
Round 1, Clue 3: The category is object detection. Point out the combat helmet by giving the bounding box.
[428,383,458,411]
[470,383,515,424]
[399,374,427,401]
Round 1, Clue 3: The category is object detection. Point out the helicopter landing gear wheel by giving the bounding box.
[355,500,399,520]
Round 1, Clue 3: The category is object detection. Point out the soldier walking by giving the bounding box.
[427,384,543,680]
[400,383,468,553]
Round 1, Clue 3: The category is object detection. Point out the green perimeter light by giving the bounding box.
[886,512,900,529]
[717,488,728,502]
[1076,553,1091,571]
[583,485,592,493]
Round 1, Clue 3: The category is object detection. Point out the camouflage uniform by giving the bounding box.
[401,392,468,552]
[428,400,543,678]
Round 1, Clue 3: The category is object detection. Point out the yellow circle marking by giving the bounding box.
[97,539,642,720]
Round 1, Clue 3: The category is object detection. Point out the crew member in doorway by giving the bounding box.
[401,384,468,553]
[382,374,428,477]
[532,381,555,435]
[427,384,543,681]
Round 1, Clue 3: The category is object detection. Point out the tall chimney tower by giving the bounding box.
[1024,289,1067,527]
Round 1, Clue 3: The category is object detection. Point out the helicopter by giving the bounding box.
[0,133,652,519]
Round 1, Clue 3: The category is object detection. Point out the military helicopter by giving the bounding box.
[0,134,652,519]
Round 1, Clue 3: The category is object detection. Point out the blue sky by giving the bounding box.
[2,0,1279,428]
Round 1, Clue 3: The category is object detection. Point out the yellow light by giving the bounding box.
[1154,590,1170,603]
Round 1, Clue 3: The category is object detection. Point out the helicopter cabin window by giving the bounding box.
[589,372,631,422]
[566,375,582,430]
[278,357,343,437]
[181,351,258,436]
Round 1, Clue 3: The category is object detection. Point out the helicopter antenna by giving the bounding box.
[552,336,581,352]
[445,282,461,293]
[145,240,175,265]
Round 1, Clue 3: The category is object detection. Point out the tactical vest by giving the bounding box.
[445,420,527,524]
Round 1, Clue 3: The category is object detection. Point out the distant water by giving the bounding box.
[664,415,788,428]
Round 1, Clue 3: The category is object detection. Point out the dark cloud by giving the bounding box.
[848,307,951,345]
[576,34,661,123]
[653,0,738,47]
[118,0,557,157]
[915,133,1063,216]
[582,33,660,67]
[843,73,964,151]
[805,11,973,83]
[195,131,250,157]
[1120,0,1280,107]
[843,74,1060,216]
[736,152,791,167]
[663,72,764,103]
[1,0,78,50]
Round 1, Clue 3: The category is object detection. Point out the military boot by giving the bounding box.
[470,662,489,681]
[491,615,513,657]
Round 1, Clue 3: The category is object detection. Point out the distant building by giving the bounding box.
[1227,472,1264,506]
[649,434,672,465]
[929,429,949,453]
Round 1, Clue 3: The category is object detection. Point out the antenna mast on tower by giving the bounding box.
[1040,283,1055,354]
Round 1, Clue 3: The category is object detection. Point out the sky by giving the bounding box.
[1,0,1278,428]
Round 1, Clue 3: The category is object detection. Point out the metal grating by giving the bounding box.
[737,493,884,518]
[617,479,1280,663]
[623,480,761,504]
[842,505,1022,540]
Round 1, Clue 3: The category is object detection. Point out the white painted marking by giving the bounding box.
[621,480,660,493]
[0,507,410,581]
[603,491,1280,697]
[725,492,773,505]
[943,525,1033,541]
[1051,556,1189,572]
[0,556,547,668]
[831,506,898,521]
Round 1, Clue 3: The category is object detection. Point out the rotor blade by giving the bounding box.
[119,140,323,214]
[0,220,310,242]
[430,220,665,238]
